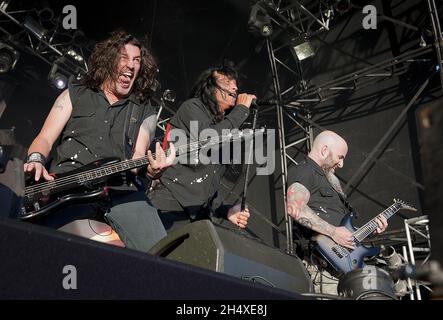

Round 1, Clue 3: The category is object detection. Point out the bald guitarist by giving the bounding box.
[286,130,389,295]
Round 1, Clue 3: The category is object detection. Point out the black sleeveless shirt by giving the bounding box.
[50,80,155,175]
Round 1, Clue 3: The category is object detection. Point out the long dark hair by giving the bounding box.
[190,62,238,123]
[81,30,158,103]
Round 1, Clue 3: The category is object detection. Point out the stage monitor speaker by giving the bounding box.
[0,218,304,299]
[149,220,312,294]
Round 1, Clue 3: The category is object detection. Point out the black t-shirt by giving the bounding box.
[159,97,250,209]
[287,157,349,238]
[50,80,155,174]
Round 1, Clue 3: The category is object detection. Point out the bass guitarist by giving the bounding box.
[23,31,175,252]
[286,130,388,295]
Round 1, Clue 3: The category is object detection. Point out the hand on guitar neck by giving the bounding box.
[133,142,176,179]
[329,215,388,250]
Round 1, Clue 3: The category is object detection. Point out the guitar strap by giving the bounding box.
[123,100,145,160]
[337,192,358,218]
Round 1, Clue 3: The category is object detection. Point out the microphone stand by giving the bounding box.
[241,106,258,212]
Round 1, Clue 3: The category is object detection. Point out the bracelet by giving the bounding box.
[146,166,163,179]
[27,152,46,164]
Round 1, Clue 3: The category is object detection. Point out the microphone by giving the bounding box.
[251,98,279,106]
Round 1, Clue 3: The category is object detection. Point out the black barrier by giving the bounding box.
[0,217,306,300]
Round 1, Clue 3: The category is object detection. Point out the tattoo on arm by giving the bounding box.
[287,182,336,237]
[297,217,313,229]
[53,90,69,111]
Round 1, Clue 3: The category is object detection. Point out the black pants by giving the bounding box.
[148,183,211,232]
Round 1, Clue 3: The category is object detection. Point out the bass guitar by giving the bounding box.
[20,129,258,220]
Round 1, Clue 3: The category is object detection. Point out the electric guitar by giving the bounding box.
[313,199,417,273]
[20,129,259,220]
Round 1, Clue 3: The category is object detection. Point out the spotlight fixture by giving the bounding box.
[0,42,19,74]
[66,49,84,62]
[0,0,11,11]
[48,62,68,90]
[290,38,315,61]
[248,4,273,37]
[23,16,47,40]
[381,246,404,270]
[334,0,352,15]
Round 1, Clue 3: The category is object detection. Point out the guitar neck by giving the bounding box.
[77,156,150,183]
[24,129,256,196]
[77,144,185,183]
[353,202,402,242]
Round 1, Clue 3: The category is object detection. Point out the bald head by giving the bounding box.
[309,131,348,173]
[312,131,347,152]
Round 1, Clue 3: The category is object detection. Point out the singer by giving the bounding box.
[148,62,256,231]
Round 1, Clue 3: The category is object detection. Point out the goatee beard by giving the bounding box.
[325,170,345,197]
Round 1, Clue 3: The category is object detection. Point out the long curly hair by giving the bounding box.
[190,62,238,123]
[81,30,158,103]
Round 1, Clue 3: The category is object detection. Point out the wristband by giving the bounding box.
[27,152,46,164]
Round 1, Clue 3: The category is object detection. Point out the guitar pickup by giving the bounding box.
[332,247,343,258]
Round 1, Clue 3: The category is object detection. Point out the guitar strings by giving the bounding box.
[24,132,250,196]
[352,204,399,241]
[24,138,205,195]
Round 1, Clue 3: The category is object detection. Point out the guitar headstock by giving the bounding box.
[394,198,417,212]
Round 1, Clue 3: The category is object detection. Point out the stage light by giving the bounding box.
[23,16,47,40]
[290,39,315,61]
[248,4,273,37]
[48,63,68,90]
[53,75,67,90]
[0,0,11,11]
[0,42,19,74]
[66,48,84,62]
[334,0,352,15]
[381,246,404,270]
[38,7,54,22]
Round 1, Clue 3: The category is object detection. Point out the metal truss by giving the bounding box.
[260,0,335,39]
[403,215,432,300]
[426,0,443,90]
[363,215,432,299]
[258,0,443,254]
[265,34,313,254]
[0,0,88,77]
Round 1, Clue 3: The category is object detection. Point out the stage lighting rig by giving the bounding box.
[0,2,89,79]
[0,41,19,74]
[248,3,273,37]
[290,38,316,61]
[48,59,69,90]
[23,16,47,40]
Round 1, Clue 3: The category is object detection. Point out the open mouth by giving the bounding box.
[119,71,133,89]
